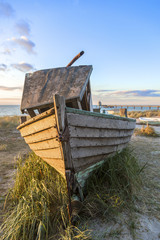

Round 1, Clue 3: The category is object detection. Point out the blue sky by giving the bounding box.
[0,0,160,105]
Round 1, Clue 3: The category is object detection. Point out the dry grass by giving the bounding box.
[0,148,143,239]
[112,110,160,119]
[82,147,144,218]
[0,116,20,128]
[0,153,69,240]
[128,110,160,119]
[0,144,7,151]
[134,125,160,137]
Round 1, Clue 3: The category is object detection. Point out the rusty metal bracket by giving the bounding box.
[58,126,70,142]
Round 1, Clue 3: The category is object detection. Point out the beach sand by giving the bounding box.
[0,124,160,239]
[0,127,29,225]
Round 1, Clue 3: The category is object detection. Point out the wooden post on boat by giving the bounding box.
[53,94,73,220]
[66,51,84,67]
[53,94,84,221]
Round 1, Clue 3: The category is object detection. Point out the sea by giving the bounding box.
[0,105,159,117]
[0,105,22,116]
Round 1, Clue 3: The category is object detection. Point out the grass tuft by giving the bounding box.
[0,152,69,240]
[128,110,160,119]
[0,116,20,128]
[0,148,144,239]
[134,125,159,137]
[82,147,143,217]
[0,144,7,151]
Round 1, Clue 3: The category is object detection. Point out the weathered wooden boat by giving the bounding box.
[17,52,136,214]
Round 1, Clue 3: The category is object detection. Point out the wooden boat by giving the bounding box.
[17,52,136,212]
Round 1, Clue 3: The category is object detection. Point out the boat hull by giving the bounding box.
[17,100,136,177]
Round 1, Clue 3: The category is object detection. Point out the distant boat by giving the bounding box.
[139,117,160,122]
[17,52,136,213]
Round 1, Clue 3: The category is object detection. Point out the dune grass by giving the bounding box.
[82,147,143,218]
[0,153,69,240]
[127,110,160,119]
[0,116,20,128]
[0,147,143,239]
[112,110,160,119]
[134,125,160,137]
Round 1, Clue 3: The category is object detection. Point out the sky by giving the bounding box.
[0,0,160,105]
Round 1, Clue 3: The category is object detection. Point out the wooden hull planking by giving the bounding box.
[17,96,136,177]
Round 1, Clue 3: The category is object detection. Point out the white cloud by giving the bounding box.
[1,48,12,55]
[0,1,15,17]
[11,62,34,72]
[9,36,35,54]
[0,64,7,71]
[0,85,22,91]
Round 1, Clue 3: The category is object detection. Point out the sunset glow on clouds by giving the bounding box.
[0,0,160,105]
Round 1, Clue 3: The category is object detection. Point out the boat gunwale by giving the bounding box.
[66,107,136,122]
[17,105,135,131]
[17,107,55,130]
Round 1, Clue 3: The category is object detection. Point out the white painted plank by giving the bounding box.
[69,136,131,148]
[67,113,135,130]
[72,153,113,172]
[71,145,117,159]
[68,126,134,138]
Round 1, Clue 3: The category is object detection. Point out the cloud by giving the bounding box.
[0,98,21,104]
[94,90,115,93]
[0,64,7,71]
[15,20,30,36]
[1,48,12,55]
[109,90,160,97]
[0,85,22,91]
[0,1,15,17]
[93,90,160,102]
[11,62,34,72]
[9,36,35,54]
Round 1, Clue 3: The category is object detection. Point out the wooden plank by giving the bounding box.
[66,107,136,122]
[72,143,128,172]
[24,127,58,144]
[20,115,56,137]
[21,66,93,111]
[27,109,36,118]
[72,153,114,172]
[71,145,117,159]
[69,136,131,148]
[29,138,60,150]
[20,116,27,124]
[67,113,135,130]
[68,126,134,138]
[43,158,65,176]
[77,100,82,110]
[34,147,62,159]
[17,108,55,130]
[54,95,65,132]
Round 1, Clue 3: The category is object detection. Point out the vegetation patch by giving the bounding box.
[134,125,160,137]
[0,153,69,240]
[128,110,160,119]
[82,147,143,218]
[0,116,20,128]
[0,148,143,239]
[0,144,7,151]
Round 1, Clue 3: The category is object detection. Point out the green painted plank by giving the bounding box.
[66,107,136,122]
